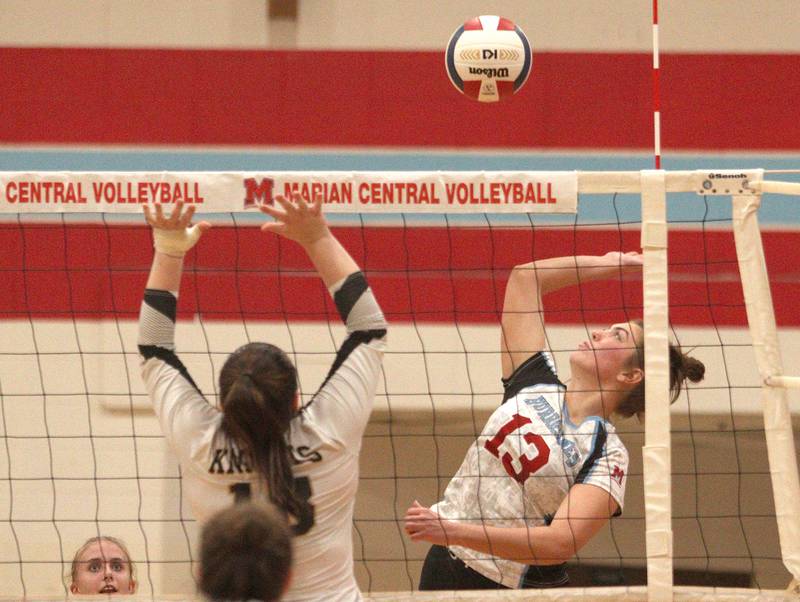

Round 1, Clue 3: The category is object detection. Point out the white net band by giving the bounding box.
[0,171,579,214]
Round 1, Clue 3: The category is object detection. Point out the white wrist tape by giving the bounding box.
[153,225,203,257]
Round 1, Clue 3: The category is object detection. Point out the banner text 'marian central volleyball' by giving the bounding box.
[0,171,578,214]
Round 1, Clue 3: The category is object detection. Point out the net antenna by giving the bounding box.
[651,0,662,169]
[2,169,800,601]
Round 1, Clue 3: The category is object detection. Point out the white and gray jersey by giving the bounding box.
[138,271,387,602]
[432,352,629,589]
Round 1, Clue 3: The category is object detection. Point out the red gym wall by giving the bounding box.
[2,48,799,151]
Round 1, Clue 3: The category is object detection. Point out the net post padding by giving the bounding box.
[641,170,673,601]
[732,193,800,582]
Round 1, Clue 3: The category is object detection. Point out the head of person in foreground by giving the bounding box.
[569,318,705,420]
[199,501,293,602]
[70,536,136,595]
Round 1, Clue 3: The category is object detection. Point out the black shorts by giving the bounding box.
[418,544,569,590]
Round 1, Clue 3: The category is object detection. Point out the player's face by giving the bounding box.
[70,540,136,595]
[572,322,644,384]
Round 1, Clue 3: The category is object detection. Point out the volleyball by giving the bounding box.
[445,15,532,103]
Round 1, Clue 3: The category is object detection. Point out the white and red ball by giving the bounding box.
[445,15,532,103]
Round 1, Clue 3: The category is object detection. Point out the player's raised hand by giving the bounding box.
[259,194,329,247]
[144,202,211,257]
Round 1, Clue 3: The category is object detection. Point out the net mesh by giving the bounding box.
[0,187,796,599]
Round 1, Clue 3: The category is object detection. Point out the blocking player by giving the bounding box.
[405,252,704,589]
[137,196,387,601]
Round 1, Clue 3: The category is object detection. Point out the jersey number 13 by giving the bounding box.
[484,413,550,484]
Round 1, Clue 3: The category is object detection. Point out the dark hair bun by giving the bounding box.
[682,355,705,383]
[668,346,706,404]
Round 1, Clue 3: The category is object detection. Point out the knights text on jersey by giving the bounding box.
[138,272,387,602]
[431,352,629,589]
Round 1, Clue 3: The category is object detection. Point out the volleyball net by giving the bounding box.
[1,169,799,601]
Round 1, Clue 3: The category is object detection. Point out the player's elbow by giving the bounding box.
[508,262,540,292]
[506,527,576,565]
[552,538,578,564]
[516,541,573,565]
[541,525,582,564]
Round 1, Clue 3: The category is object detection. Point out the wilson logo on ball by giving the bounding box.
[445,15,532,103]
[468,67,509,78]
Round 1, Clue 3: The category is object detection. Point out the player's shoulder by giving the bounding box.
[502,351,565,403]
[600,423,629,461]
[563,413,628,459]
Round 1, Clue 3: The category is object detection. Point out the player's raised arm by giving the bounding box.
[501,251,643,379]
[137,203,214,456]
[260,193,386,450]
[138,203,211,356]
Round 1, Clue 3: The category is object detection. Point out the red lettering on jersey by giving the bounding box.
[611,465,625,485]
[484,413,551,484]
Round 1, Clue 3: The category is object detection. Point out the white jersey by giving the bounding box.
[138,273,387,602]
[432,352,628,589]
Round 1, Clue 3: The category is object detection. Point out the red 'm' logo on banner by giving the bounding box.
[243,177,274,208]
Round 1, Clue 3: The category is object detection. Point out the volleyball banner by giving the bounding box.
[0,171,578,214]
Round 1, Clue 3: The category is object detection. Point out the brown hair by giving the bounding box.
[615,319,706,419]
[199,501,292,602]
[219,342,309,524]
[70,536,135,585]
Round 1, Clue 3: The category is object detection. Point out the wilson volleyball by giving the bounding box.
[445,15,531,103]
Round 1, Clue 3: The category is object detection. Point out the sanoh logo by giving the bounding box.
[708,172,748,179]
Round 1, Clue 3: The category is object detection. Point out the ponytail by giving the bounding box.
[219,343,311,526]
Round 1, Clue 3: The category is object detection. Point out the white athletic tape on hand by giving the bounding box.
[153,225,203,257]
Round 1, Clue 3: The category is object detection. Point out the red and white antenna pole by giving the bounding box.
[652,0,662,168]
